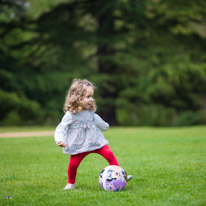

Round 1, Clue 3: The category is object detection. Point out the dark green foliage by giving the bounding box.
[0,0,205,126]
[0,90,42,125]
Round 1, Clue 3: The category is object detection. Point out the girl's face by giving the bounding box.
[81,86,94,110]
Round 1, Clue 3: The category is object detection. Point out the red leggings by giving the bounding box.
[68,145,119,184]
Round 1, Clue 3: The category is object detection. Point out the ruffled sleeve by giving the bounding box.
[94,113,109,131]
[54,111,73,144]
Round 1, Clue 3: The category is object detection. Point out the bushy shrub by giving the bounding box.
[2,111,23,126]
[176,111,202,126]
[117,103,205,126]
[0,90,43,125]
[117,104,174,126]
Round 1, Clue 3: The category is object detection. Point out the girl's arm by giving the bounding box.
[94,114,109,131]
[54,111,73,145]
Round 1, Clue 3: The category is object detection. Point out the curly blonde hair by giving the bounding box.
[63,79,96,114]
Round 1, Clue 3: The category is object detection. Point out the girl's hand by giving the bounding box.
[58,141,66,147]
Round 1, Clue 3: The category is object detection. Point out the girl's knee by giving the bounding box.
[102,147,119,166]
[69,158,81,170]
[103,150,117,163]
[69,161,78,170]
[107,150,115,159]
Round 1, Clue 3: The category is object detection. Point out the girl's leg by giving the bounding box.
[95,145,119,166]
[68,145,118,184]
[68,152,89,184]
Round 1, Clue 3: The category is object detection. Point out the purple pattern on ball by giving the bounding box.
[99,165,127,192]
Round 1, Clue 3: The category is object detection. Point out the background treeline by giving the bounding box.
[0,0,206,126]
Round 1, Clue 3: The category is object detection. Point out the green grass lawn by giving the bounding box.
[0,126,205,206]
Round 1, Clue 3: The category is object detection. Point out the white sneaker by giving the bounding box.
[127,175,133,182]
[64,183,75,190]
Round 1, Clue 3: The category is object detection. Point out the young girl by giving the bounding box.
[54,79,132,190]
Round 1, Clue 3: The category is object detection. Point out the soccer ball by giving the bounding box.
[99,165,127,192]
